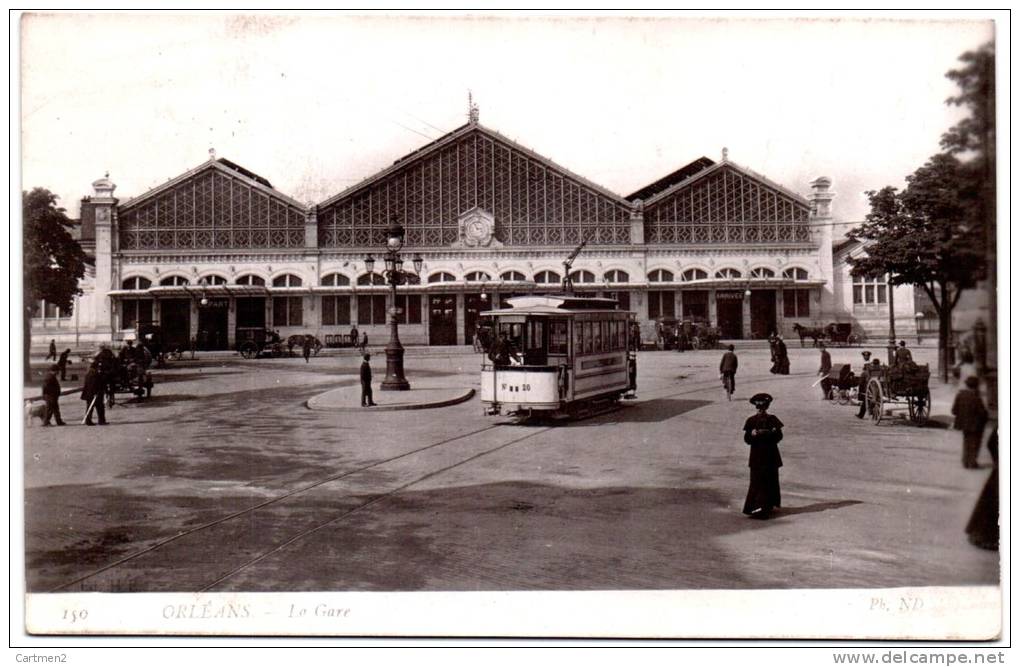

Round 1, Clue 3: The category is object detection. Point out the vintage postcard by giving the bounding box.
[14,11,1005,646]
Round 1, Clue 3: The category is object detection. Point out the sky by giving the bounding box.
[19,12,995,228]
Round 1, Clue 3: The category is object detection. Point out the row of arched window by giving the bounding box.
[121,266,811,290]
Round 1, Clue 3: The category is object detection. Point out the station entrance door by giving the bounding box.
[716,291,744,339]
[429,294,458,346]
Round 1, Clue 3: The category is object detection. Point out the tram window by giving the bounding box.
[583,322,593,354]
[527,320,545,351]
[549,320,568,355]
[575,323,584,356]
[500,322,524,350]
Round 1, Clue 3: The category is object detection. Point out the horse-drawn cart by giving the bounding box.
[236,327,285,359]
[792,322,865,347]
[863,363,931,426]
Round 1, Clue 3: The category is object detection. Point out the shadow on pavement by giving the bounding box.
[776,500,863,516]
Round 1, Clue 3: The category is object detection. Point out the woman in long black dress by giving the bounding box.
[774,337,790,375]
[742,393,784,519]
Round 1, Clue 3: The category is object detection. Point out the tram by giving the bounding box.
[479,294,638,418]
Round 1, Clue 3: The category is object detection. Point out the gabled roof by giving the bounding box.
[317,122,634,210]
[626,157,715,201]
[833,237,859,255]
[118,158,305,212]
[640,157,812,209]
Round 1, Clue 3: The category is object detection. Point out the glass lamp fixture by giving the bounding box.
[364,254,375,274]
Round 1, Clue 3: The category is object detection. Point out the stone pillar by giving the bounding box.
[776,288,786,336]
[741,291,752,338]
[629,200,645,245]
[708,290,718,328]
[304,294,319,334]
[456,292,466,346]
[89,176,117,340]
[809,177,836,321]
[227,298,237,349]
[305,206,318,249]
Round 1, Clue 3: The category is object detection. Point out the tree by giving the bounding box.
[941,42,996,372]
[22,188,88,380]
[847,153,984,381]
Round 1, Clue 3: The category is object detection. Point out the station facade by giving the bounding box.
[32,113,917,351]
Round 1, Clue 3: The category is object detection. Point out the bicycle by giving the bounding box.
[721,372,735,401]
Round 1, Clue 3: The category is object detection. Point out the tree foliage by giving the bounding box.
[23,187,87,313]
[848,153,983,309]
[940,42,995,161]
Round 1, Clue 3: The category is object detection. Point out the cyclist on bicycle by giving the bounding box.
[720,344,739,400]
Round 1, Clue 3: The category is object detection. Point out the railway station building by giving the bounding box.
[32,111,918,351]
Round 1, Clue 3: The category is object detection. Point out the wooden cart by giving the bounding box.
[863,363,932,426]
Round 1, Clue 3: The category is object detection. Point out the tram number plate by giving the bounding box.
[501,383,531,391]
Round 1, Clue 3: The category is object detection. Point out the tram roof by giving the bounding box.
[481,294,629,315]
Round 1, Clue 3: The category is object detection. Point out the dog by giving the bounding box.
[25,401,48,426]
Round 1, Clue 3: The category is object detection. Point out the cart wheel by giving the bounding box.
[691,337,700,350]
[848,334,858,346]
[909,389,931,425]
[837,389,851,406]
[866,379,884,424]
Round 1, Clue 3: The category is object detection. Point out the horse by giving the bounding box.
[792,323,826,348]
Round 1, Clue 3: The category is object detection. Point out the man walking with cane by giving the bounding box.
[81,360,108,426]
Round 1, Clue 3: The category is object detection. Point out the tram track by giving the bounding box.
[48,367,809,593]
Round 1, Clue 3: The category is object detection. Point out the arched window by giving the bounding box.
[159,275,189,286]
[569,270,596,284]
[121,276,151,290]
[201,275,228,285]
[783,267,809,281]
[534,270,561,284]
[681,268,708,282]
[500,270,527,282]
[272,274,303,288]
[750,267,775,279]
[321,273,351,287]
[403,274,421,285]
[648,269,674,283]
[427,272,457,283]
[715,268,741,280]
[357,273,387,286]
[465,271,491,282]
[235,274,265,286]
[604,270,629,283]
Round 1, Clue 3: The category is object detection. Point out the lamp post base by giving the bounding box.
[381,341,410,391]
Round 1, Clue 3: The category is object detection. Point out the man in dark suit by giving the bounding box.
[42,364,65,426]
[46,339,57,361]
[81,361,108,425]
[952,376,988,469]
[360,354,376,407]
[818,344,833,399]
[57,348,71,380]
[719,344,738,399]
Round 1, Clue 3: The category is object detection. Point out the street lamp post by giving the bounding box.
[365,220,423,391]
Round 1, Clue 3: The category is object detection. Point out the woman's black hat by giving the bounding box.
[749,393,773,408]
